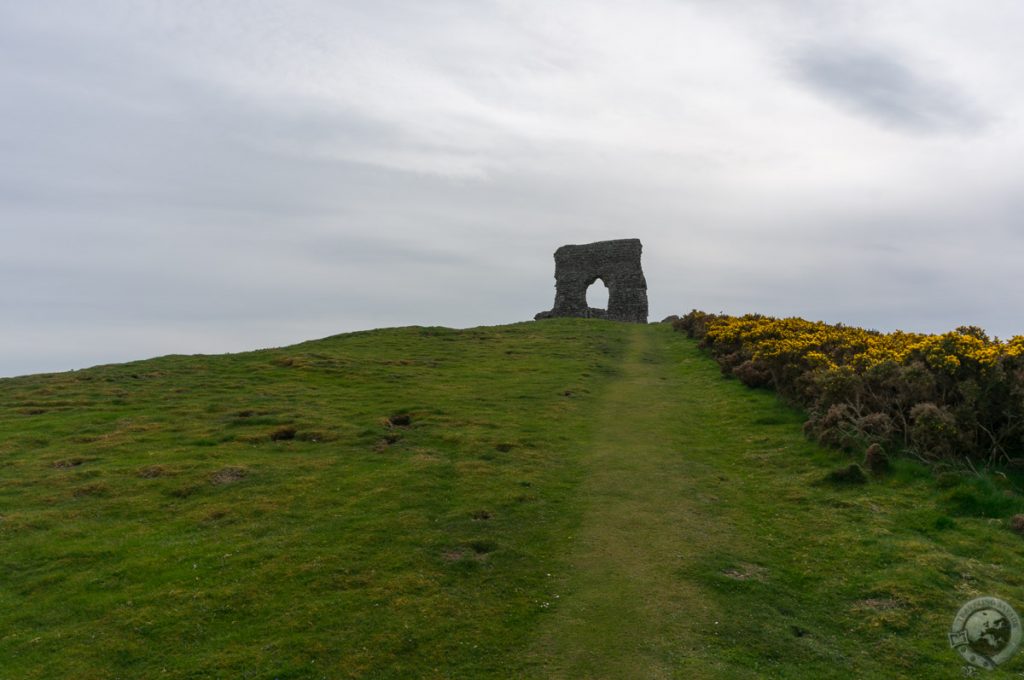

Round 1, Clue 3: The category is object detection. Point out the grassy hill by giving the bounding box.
[3,320,1024,678]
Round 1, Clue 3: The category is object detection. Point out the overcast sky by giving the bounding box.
[3,1,1024,377]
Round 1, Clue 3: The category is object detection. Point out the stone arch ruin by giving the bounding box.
[534,238,648,323]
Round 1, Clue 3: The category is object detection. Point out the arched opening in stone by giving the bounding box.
[535,239,647,323]
[586,278,609,310]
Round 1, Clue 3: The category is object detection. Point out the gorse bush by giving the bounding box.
[674,310,1024,467]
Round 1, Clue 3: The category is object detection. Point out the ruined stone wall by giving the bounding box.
[535,239,648,323]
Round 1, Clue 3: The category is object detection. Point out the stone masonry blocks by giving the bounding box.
[535,238,648,323]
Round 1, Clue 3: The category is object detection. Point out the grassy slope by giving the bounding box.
[2,320,1024,678]
[0,321,635,678]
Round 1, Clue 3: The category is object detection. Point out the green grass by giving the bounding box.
[2,320,1024,678]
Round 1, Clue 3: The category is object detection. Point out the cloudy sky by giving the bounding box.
[3,1,1024,377]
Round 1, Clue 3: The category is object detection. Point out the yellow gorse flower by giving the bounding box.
[701,314,1012,376]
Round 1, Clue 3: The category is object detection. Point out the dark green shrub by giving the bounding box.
[857,413,895,444]
[909,403,958,461]
[732,360,773,388]
[864,443,890,476]
[673,308,1024,473]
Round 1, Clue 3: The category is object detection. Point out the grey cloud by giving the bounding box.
[3,2,1024,376]
[792,46,987,133]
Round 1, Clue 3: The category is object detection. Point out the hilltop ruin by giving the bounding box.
[535,239,648,323]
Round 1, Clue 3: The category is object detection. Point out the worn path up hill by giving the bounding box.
[524,322,728,677]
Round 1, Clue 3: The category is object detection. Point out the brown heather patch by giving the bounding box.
[203,508,230,522]
[52,457,86,469]
[852,598,903,611]
[137,465,169,479]
[384,413,411,428]
[721,563,768,581]
[269,426,296,441]
[73,483,109,498]
[210,466,248,485]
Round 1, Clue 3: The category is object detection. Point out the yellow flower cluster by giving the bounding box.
[702,314,1024,376]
